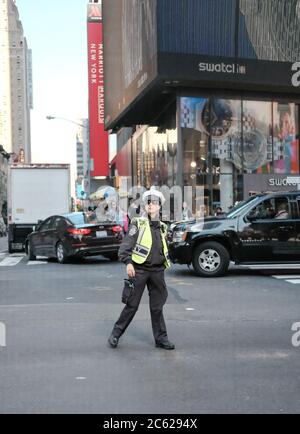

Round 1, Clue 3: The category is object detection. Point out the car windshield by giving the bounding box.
[227,196,261,219]
[67,213,89,226]
[66,209,124,226]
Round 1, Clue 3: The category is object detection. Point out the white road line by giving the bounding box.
[245,264,300,270]
[286,280,300,285]
[273,275,300,279]
[27,261,47,266]
[0,256,24,267]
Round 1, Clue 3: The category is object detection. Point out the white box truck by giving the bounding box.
[7,164,71,253]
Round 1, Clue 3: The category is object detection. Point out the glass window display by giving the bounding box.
[180,96,300,214]
[242,100,273,174]
[273,103,299,174]
[133,126,178,188]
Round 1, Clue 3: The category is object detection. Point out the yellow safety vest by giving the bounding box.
[131,218,171,269]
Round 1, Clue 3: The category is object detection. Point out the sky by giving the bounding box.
[16,0,90,193]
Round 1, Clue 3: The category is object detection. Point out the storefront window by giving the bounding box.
[211,98,242,175]
[181,97,210,214]
[181,97,243,214]
[180,96,300,215]
[210,99,243,214]
[212,174,244,215]
[273,103,299,174]
[133,126,178,188]
[132,97,300,218]
[181,97,210,179]
[242,100,273,174]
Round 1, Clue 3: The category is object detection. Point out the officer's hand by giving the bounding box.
[127,264,136,278]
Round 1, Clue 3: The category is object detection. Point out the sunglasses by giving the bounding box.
[147,199,161,206]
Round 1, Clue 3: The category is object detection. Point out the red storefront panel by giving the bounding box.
[87,3,109,177]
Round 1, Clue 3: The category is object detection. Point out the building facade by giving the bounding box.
[104,0,300,215]
[0,0,33,163]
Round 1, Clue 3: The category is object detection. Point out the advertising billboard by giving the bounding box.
[87,1,109,177]
[103,0,158,129]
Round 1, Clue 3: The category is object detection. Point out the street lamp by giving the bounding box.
[46,116,89,130]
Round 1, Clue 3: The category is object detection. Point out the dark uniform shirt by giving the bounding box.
[118,218,166,271]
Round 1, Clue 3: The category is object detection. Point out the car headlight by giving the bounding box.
[172,231,187,243]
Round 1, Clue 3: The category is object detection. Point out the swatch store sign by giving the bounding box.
[199,61,246,76]
[198,61,300,86]
[192,57,300,91]
[244,175,300,197]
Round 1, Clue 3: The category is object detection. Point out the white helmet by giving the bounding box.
[142,187,166,206]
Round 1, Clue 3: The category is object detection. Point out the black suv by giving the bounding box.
[169,192,300,277]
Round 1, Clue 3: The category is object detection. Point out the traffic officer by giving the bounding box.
[108,188,175,350]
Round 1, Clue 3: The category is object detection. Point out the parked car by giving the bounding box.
[25,212,124,263]
[169,191,300,277]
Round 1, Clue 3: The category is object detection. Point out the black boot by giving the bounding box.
[155,340,175,350]
[108,334,119,348]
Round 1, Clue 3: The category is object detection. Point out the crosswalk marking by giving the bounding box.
[246,264,300,270]
[27,261,47,266]
[271,275,300,285]
[0,253,51,267]
[0,256,24,267]
[273,275,300,279]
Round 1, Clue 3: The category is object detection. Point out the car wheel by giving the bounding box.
[192,242,230,277]
[56,242,68,264]
[27,242,36,261]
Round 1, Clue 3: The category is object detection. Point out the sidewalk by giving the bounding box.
[0,236,8,252]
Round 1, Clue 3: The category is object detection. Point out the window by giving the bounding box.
[242,101,273,174]
[39,218,54,231]
[180,96,300,213]
[67,214,87,226]
[248,197,290,220]
[180,97,244,214]
[274,103,299,174]
[54,218,67,231]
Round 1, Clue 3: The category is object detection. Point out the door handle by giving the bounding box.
[279,226,293,230]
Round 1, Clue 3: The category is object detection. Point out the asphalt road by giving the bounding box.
[0,240,300,414]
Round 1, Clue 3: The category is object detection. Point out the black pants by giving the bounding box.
[112,268,169,343]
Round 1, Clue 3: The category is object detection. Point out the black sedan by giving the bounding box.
[25,213,124,263]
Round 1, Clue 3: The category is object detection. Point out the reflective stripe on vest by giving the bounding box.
[131,218,171,269]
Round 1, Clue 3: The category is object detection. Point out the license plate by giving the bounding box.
[96,231,108,238]
[12,243,23,250]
